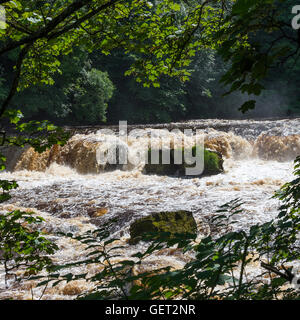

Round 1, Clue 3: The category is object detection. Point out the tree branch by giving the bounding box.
[261,262,294,282]
[0,0,120,116]
[47,0,119,41]
[0,44,31,118]
[0,0,93,55]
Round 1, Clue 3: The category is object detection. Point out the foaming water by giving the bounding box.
[0,118,299,299]
[13,129,253,173]
[6,158,293,227]
[11,118,300,174]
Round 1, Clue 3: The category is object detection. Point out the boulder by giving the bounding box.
[202,148,224,175]
[129,210,197,245]
[143,146,223,177]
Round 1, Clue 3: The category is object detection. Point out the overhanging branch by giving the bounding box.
[0,44,31,118]
[0,0,93,55]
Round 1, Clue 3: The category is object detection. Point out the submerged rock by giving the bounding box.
[87,207,109,218]
[143,146,223,177]
[129,210,197,245]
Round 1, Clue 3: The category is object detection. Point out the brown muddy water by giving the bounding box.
[0,118,299,299]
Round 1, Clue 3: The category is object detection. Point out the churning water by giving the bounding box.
[0,118,299,299]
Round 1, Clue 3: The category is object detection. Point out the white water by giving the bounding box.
[0,118,299,299]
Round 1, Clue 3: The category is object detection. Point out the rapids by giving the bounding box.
[0,118,299,299]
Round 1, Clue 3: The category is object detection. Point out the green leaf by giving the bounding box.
[239,100,256,113]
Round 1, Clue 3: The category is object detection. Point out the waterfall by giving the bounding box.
[11,118,300,174]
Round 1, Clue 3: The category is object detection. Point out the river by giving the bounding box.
[0,118,299,299]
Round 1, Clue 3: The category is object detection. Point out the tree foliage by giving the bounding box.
[217,0,300,112]
[0,0,232,117]
[0,210,58,288]
[0,0,298,123]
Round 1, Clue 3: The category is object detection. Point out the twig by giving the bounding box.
[261,262,294,282]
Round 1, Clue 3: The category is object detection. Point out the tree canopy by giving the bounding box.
[0,0,299,123]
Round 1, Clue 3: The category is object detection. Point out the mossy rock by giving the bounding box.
[143,146,223,177]
[129,210,197,245]
[201,148,224,175]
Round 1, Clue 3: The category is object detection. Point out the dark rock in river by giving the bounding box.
[143,146,224,177]
[87,207,109,218]
[129,210,197,245]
